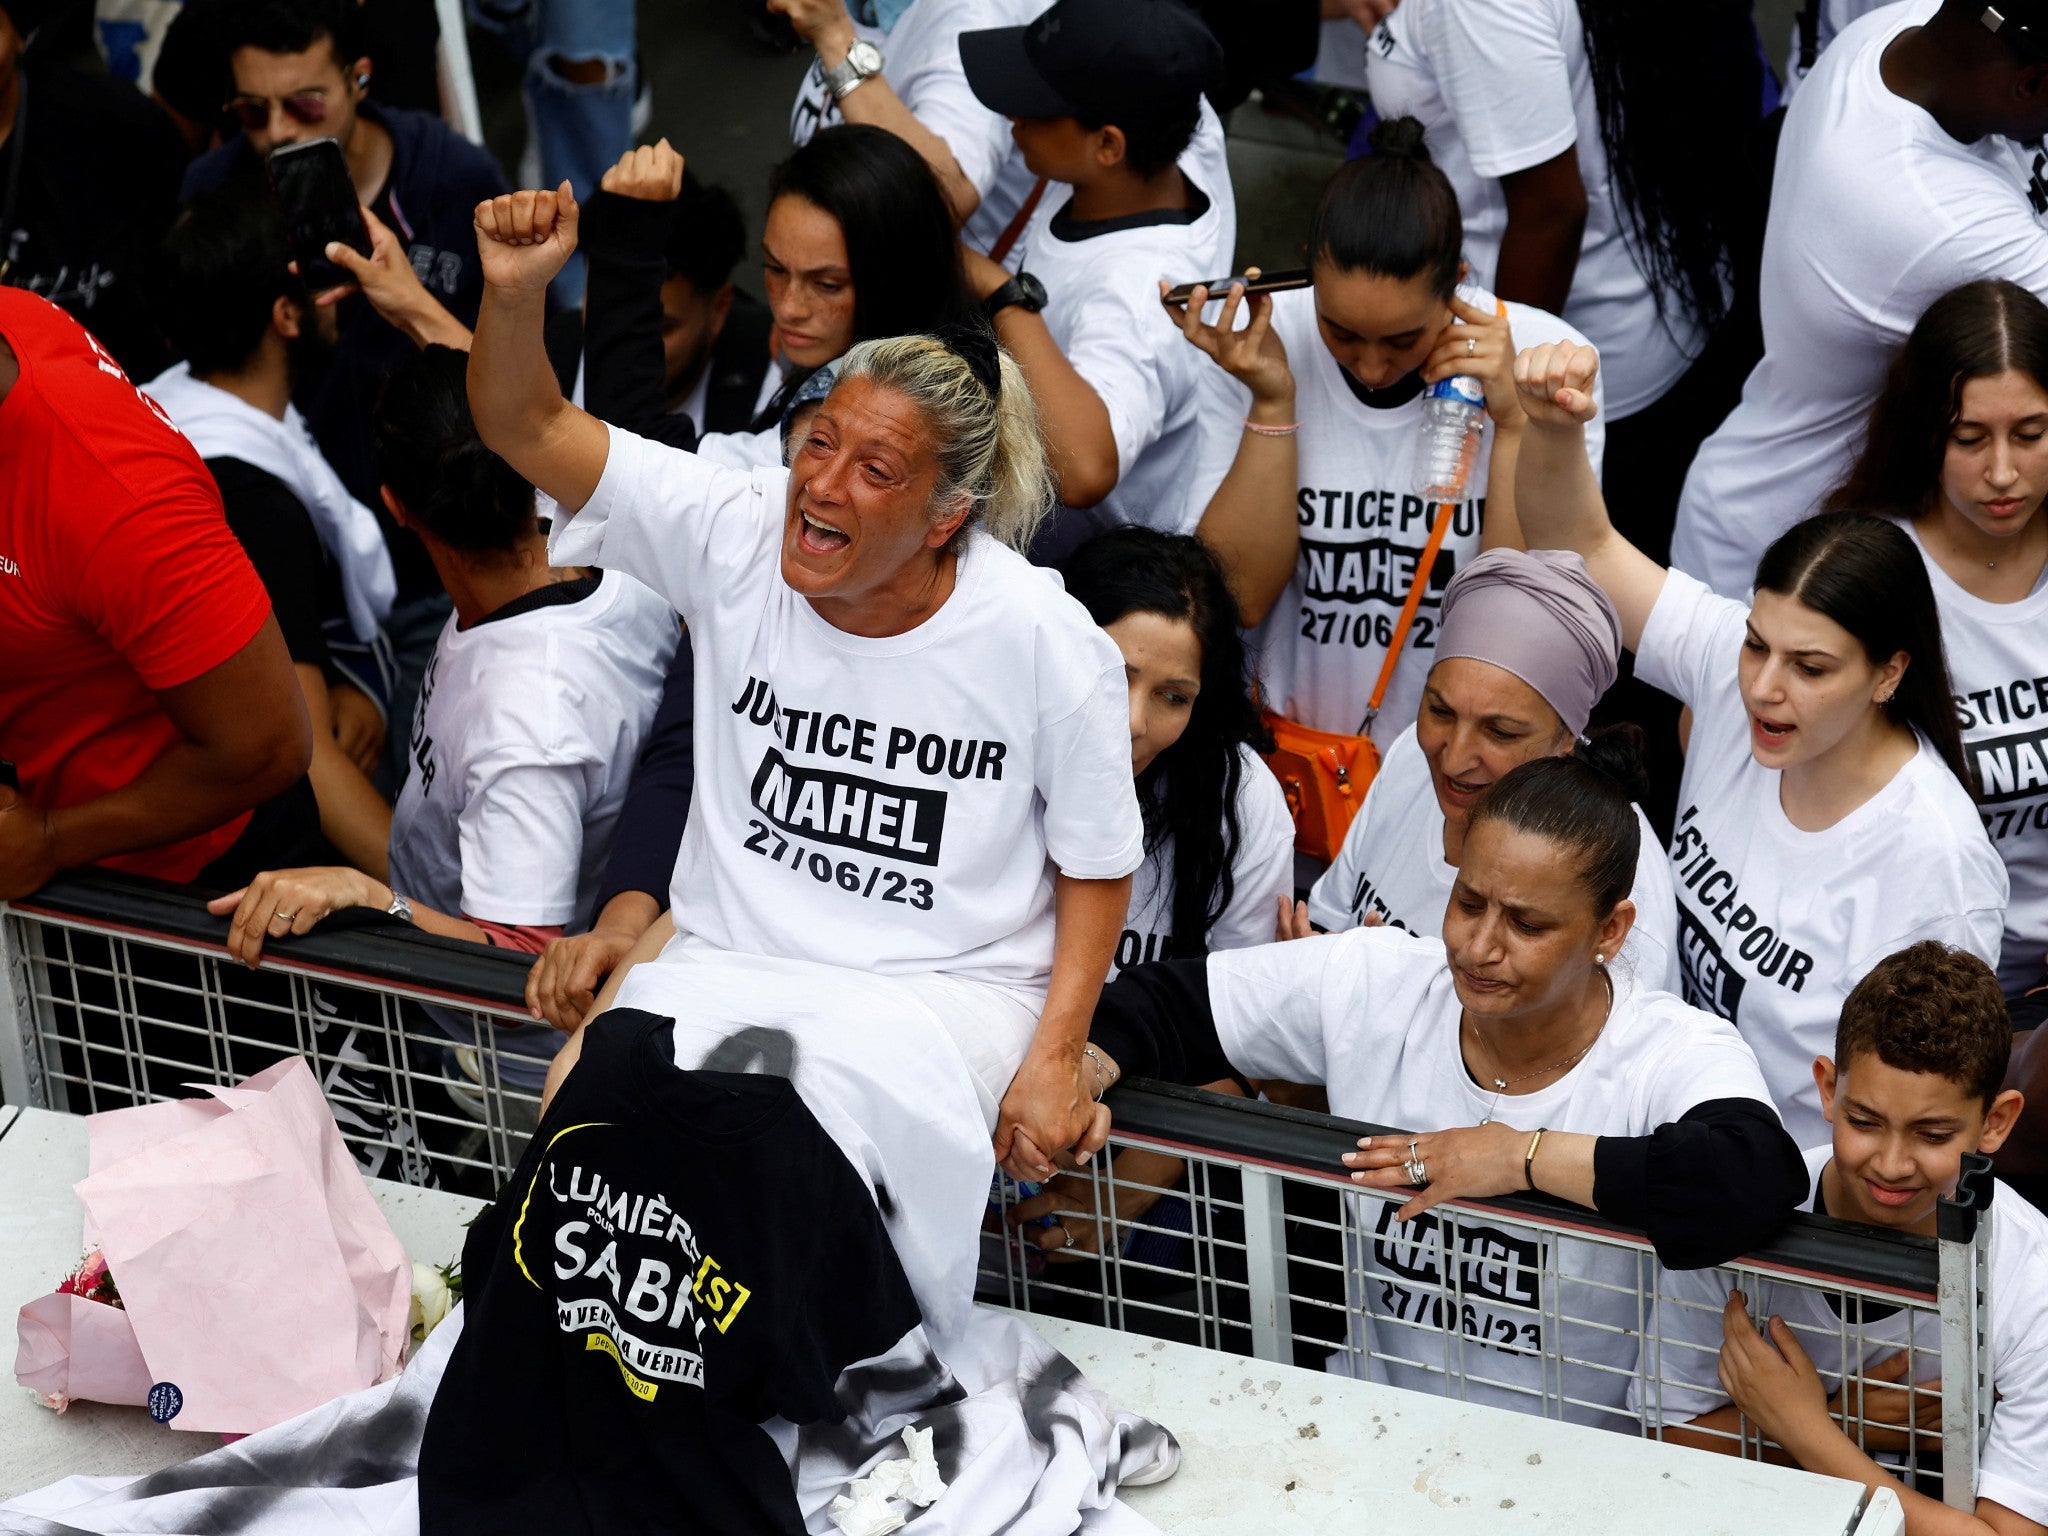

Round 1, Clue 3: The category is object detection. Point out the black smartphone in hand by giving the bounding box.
[1162,268,1312,306]
[266,138,373,293]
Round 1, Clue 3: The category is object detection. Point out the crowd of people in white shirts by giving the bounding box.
[10,0,2048,1526]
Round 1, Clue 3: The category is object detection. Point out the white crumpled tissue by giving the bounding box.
[828,1425,947,1536]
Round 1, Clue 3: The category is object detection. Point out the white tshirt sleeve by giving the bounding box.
[546,423,780,627]
[1431,0,1580,179]
[1205,754,1296,954]
[1065,285,1178,487]
[1630,1003,1782,1125]
[1207,932,1351,1084]
[455,758,597,926]
[1632,1263,1740,1423]
[1979,1281,2048,1524]
[1633,568,1748,715]
[1036,657,1146,881]
[895,41,1013,199]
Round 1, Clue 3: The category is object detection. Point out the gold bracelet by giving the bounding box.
[1524,1127,1547,1191]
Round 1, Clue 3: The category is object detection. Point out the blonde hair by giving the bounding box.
[832,333,1055,551]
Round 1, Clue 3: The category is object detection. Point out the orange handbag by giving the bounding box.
[1262,495,1459,861]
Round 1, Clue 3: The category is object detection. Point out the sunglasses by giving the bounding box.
[225,91,332,131]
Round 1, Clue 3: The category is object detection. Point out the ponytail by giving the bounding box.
[1306,115,1463,300]
[1571,722,1650,807]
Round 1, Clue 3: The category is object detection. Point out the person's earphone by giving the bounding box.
[355,72,370,88]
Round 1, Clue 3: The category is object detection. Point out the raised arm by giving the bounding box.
[1168,278,1301,625]
[1512,341,1668,651]
[467,184,613,515]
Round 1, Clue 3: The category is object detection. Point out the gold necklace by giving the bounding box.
[1467,968,1613,1126]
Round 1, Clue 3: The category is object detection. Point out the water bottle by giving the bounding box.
[1414,373,1488,501]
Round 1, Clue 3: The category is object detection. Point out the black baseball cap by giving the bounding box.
[959,0,1222,129]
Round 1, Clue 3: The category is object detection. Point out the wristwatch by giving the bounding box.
[385,891,414,925]
[821,39,884,103]
[983,271,1048,321]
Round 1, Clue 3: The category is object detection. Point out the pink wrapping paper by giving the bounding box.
[14,1292,152,1409]
[12,1057,412,1434]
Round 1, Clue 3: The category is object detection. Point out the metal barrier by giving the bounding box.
[0,874,1996,1504]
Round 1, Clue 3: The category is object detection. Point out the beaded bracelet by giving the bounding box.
[1242,418,1303,437]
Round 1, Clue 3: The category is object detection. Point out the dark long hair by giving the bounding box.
[1059,529,1274,958]
[1752,511,1973,792]
[372,345,535,553]
[1828,279,2048,517]
[1471,755,1639,918]
[1576,0,1758,335]
[1307,115,1462,299]
[761,125,976,421]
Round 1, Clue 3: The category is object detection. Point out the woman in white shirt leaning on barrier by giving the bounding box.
[1082,752,1808,1428]
[1511,339,2008,1151]
[464,184,1142,1211]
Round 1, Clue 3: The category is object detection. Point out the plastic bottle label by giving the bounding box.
[1425,375,1487,408]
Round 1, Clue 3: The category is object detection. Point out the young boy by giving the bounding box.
[957,0,1235,552]
[1636,941,2045,1536]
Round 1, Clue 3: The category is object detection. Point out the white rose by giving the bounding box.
[409,1261,453,1344]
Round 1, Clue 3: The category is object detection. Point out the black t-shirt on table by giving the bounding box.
[419,1008,927,1535]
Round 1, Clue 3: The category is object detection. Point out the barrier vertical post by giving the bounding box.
[0,909,45,1108]
[1241,1166,1294,1364]
[1936,1153,1995,1510]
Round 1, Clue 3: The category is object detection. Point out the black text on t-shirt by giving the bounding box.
[1372,1202,1542,1355]
[1668,806,1815,1022]
[1344,871,1415,935]
[1293,490,1481,652]
[730,675,1014,912]
[409,651,440,795]
[1956,674,2048,843]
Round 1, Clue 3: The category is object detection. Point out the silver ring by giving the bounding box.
[1466,336,1477,354]
[1404,1156,1428,1187]
[1052,1222,1077,1251]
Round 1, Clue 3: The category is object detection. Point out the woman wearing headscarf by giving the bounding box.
[1299,547,1680,993]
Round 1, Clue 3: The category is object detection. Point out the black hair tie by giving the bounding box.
[932,321,1001,399]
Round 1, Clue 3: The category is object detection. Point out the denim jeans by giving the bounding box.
[467,0,638,306]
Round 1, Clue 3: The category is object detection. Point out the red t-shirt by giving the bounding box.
[0,290,273,882]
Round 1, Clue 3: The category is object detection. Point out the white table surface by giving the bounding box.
[1,1106,1899,1533]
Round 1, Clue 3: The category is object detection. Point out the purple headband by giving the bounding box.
[1434,549,1621,737]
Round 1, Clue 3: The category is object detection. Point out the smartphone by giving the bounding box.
[1162,268,1312,305]
[266,138,372,293]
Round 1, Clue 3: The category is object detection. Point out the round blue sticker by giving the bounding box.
[146,1382,183,1423]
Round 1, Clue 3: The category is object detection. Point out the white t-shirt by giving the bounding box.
[1213,283,1604,738]
[1362,0,1706,419]
[1637,570,2009,1148]
[1634,1146,2048,1528]
[1008,149,1236,541]
[1305,723,1682,993]
[1209,927,1780,1427]
[789,0,1021,210]
[386,570,678,930]
[1909,521,2048,996]
[1110,743,1294,976]
[550,426,1145,994]
[1672,0,2048,599]
[1780,0,1887,104]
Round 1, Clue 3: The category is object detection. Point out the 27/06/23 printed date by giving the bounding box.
[742,818,935,909]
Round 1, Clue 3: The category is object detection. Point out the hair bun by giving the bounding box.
[1366,115,1435,164]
